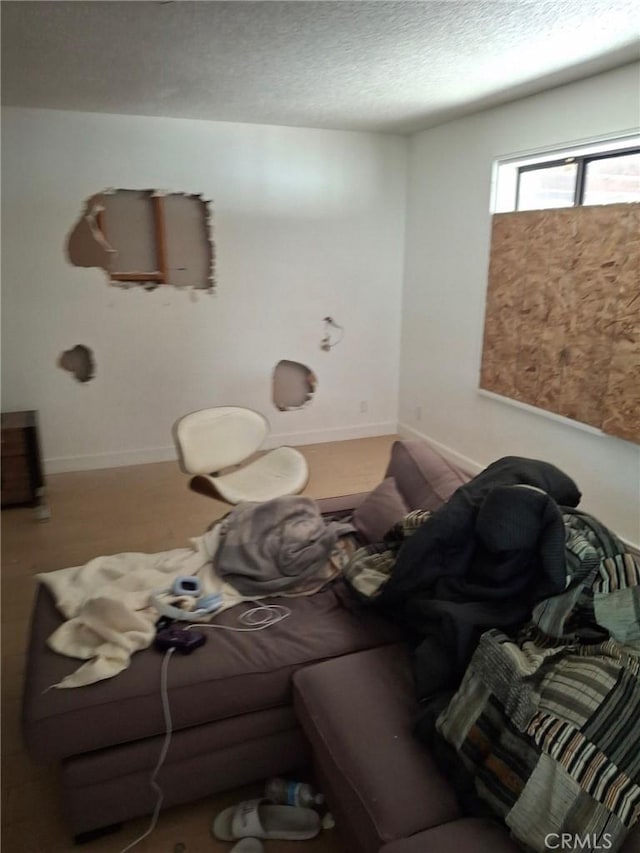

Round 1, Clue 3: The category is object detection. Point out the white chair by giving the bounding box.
[173,406,309,504]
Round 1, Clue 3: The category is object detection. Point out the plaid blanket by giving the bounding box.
[343,510,432,598]
[437,510,640,853]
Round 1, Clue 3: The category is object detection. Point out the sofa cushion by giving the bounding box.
[380,818,640,853]
[379,818,521,853]
[61,713,310,836]
[293,645,460,851]
[23,581,401,762]
[352,477,409,543]
[385,440,469,512]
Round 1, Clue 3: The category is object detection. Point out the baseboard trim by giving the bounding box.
[44,422,398,474]
[397,423,484,475]
[45,446,179,474]
[267,421,398,449]
[398,423,640,553]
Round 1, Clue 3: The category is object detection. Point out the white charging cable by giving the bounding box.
[116,602,290,851]
[188,602,291,633]
[118,646,175,853]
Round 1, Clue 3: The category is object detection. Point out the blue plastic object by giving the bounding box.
[171,576,202,597]
[195,593,224,614]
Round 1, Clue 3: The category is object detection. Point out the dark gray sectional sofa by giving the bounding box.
[22,439,640,852]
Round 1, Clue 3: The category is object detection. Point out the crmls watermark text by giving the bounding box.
[545,834,613,850]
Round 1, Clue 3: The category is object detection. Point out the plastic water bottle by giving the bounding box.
[264,777,324,808]
[34,487,50,522]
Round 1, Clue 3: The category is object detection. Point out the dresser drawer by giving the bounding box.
[1,455,31,504]
[1,429,27,457]
[1,410,45,508]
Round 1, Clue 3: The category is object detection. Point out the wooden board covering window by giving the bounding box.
[480,202,639,444]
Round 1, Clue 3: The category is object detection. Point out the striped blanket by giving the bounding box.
[437,510,640,853]
[343,509,432,598]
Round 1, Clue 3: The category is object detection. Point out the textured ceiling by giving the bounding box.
[2,1,639,134]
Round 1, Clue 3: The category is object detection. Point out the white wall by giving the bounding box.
[400,64,640,545]
[1,108,407,471]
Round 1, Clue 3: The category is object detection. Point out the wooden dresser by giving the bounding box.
[1,410,45,508]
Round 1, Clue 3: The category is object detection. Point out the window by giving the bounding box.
[493,136,640,213]
[516,148,640,211]
[516,161,578,210]
[582,152,640,206]
[484,136,640,444]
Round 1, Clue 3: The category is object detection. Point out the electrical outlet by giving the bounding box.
[360,400,368,414]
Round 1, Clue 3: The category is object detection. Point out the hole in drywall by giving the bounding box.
[320,316,344,351]
[66,193,114,273]
[58,345,95,383]
[273,361,317,411]
[66,189,215,292]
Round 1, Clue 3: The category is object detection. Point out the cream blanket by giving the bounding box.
[37,527,243,689]
[38,497,353,689]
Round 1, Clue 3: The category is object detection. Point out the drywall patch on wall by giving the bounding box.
[58,345,95,383]
[273,360,317,411]
[66,189,215,291]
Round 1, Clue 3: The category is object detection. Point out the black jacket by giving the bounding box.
[374,456,581,737]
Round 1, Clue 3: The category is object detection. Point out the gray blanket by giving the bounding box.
[215,495,353,595]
